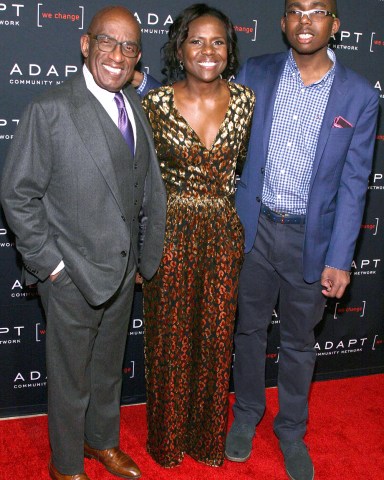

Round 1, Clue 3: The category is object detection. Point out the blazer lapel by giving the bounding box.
[262,57,287,160]
[311,63,349,180]
[69,74,124,212]
[123,84,154,150]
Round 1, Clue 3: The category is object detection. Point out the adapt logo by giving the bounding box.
[0,326,24,345]
[134,10,258,41]
[0,117,19,142]
[374,80,384,99]
[37,3,84,29]
[0,227,15,247]
[270,308,280,325]
[134,10,173,36]
[14,369,47,389]
[368,172,384,190]
[330,30,363,51]
[316,335,382,356]
[0,323,45,345]
[10,279,39,299]
[315,337,367,356]
[0,2,24,27]
[129,318,144,336]
[9,62,78,87]
[350,258,381,276]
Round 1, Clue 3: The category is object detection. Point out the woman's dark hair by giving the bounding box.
[162,3,239,82]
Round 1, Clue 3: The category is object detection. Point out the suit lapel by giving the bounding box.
[311,63,349,181]
[69,74,124,212]
[262,57,287,160]
[123,83,162,187]
[123,84,154,151]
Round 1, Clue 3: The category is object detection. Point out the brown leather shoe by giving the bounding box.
[49,461,90,479]
[84,443,141,479]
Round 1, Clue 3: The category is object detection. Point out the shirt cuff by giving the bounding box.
[51,260,65,276]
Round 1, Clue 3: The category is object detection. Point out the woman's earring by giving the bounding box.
[179,60,184,71]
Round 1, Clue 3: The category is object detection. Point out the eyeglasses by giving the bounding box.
[285,9,337,22]
[88,34,140,58]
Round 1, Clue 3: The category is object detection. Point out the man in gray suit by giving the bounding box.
[0,6,166,480]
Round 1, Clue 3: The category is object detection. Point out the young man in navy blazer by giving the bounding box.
[225,1,379,479]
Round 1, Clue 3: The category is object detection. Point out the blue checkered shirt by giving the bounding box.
[262,48,336,214]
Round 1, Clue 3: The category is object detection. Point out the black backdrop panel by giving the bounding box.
[0,0,383,417]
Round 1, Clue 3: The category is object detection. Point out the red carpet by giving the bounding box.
[1,374,383,479]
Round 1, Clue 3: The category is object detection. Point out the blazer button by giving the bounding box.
[134,182,138,188]
[121,215,126,222]
[120,251,127,257]
[134,163,138,169]
[256,196,261,203]
[134,200,138,205]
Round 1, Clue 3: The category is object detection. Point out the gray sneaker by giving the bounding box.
[280,440,314,480]
[225,420,255,462]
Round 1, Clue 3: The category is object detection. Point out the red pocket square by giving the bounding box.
[333,116,353,128]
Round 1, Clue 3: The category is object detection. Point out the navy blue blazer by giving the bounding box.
[235,52,379,282]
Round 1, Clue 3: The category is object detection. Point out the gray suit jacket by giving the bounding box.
[0,72,166,306]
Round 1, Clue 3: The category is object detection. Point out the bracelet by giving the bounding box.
[325,265,350,272]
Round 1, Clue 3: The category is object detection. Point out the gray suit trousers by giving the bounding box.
[38,258,136,474]
[233,212,326,441]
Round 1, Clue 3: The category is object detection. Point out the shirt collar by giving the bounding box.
[287,48,336,87]
[82,64,118,103]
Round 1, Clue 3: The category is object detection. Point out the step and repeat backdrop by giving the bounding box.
[1,0,383,417]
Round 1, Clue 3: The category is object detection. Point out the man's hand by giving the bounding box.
[49,271,61,282]
[50,262,65,282]
[321,267,350,298]
[131,70,144,88]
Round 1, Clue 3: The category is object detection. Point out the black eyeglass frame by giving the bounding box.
[88,33,141,58]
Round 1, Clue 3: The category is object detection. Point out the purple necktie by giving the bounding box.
[114,92,135,157]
